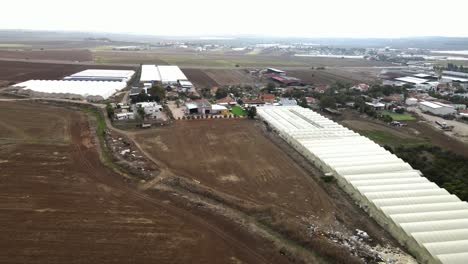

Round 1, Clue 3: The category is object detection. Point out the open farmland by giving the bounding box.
[0,49,93,62]
[0,102,290,264]
[134,119,408,262]
[93,50,390,68]
[183,68,257,87]
[0,61,134,83]
[288,68,380,85]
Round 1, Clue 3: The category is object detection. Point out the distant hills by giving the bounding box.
[1,30,468,50]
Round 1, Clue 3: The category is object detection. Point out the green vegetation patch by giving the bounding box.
[359,130,426,147]
[231,106,246,116]
[0,43,29,48]
[382,111,416,121]
[390,145,468,201]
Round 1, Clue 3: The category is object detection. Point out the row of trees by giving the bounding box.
[386,144,468,201]
[131,85,166,104]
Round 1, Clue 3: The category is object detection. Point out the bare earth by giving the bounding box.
[0,102,291,264]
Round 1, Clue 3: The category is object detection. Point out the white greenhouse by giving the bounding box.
[13,80,128,100]
[257,106,468,264]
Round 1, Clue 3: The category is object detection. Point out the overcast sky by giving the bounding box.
[2,0,468,38]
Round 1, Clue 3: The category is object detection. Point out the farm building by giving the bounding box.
[158,65,188,85]
[279,98,297,106]
[185,100,211,115]
[242,98,266,107]
[259,94,276,104]
[395,76,429,85]
[64,69,135,82]
[257,106,468,264]
[406,98,419,105]
[139,65,190,86]
[305,97,318,105]
[351,83,370,92]
[13,80,127,100]
[178,80,193,91]
[140,65,161,84]
[115,112,135,120]
[217,96,237,106]
[419,101,456,116]
[135,102,163,119]
[270,76,302,86]
[266,68,286,75]
[365,102,386,110]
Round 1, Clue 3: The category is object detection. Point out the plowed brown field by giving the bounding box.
[0,49,93,62]
[0,61,133,82]
[0,102,290,264]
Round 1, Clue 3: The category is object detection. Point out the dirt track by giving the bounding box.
[0,102,290,264]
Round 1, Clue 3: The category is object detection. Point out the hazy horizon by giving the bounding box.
[2,0,468,38]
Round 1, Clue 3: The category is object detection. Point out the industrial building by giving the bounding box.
[139,65,161,84]
[257,106,468,264]
[139,65,190,87]
[63,69,135,82]
[13,80,127,100]
[419,101,456,116]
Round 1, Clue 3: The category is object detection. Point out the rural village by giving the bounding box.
[1,33,468,264]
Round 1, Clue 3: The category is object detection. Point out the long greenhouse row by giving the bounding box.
[257,106,468,264]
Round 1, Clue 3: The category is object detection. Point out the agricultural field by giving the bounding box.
[0,60,134,83]
[0,102,288,264]
[134,119,408,262]
[288,68,380,85]
[0,49,93,62]
[93,50,390,68]
[184,68,257,87]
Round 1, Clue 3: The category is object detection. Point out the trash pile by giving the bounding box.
[105,130,158,181]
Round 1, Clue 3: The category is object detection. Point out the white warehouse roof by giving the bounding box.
[140,65,161,82]
[257,106,468,264]
[157,65,188,83]
[395,76,429,85]
[13,80,127,99]
[420,101,454,109]
[66,69,135,82]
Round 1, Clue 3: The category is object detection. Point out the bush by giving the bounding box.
[395,108,405,114]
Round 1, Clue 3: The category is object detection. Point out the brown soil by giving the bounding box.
[288,69,378,85]
[134,119,404,262]
[0,49,93,62]
[182,68,218,87]
[0,61,134,82]
[0,102,291,264]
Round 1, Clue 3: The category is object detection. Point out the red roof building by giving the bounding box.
[216,96,237,106]
[351,83,370,92]
[259,93,276,103]
[315,85,330,94]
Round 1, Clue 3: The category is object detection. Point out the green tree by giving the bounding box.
[247,106,257,119]
[106,103,115,120]
[215,87,229,99]
[137,106,146,121]
[319,96,337,109]
[148,85,166,102]
[298,97,308,108]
